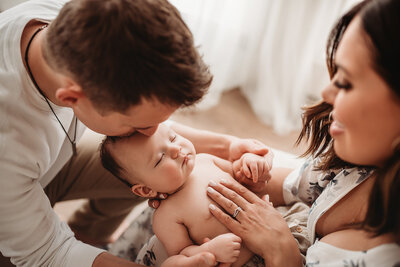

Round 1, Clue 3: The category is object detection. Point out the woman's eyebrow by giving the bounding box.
[335,63,352,77]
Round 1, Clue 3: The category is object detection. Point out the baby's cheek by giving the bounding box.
[164,164,181,178]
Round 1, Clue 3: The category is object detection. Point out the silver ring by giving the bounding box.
[232,206,242,219]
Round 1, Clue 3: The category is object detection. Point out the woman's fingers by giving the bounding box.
[210,179,261,205]
[208,203,242,234]
[207,181,250,218]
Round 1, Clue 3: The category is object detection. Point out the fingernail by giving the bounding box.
[221,179,227,184]
[159,193,167,199]
[209,204,216,210]
[207,187,215,193]
[209,180,217,186]
[152,202,157,209]
[264,194,270,202]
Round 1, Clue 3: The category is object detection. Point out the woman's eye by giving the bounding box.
[154,153,164,167]
[334,80,352,90]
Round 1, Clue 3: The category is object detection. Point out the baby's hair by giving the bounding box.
[100,136,134,188]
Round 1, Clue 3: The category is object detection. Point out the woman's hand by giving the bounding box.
[206,179,302,267]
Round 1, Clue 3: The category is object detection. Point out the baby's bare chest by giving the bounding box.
[175,158,234,244]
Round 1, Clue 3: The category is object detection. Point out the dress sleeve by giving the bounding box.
[282,157,340,205]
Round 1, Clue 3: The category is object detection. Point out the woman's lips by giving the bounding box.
[330,120,345,136]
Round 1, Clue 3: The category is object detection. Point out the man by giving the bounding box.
[0,0,268,266]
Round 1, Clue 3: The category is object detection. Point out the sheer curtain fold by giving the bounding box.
[171,0,360,134]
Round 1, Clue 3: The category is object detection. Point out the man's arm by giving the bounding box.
[171,122,268,161]
[171,122,235,159]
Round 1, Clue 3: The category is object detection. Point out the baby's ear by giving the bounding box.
[131,184,158,198]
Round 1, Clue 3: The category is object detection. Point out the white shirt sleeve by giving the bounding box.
[0,161,104,266]
[0,1,105,266]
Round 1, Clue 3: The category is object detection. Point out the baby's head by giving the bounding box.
[100,123,196,198]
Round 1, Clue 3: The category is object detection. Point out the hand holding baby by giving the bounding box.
[232,152,272,193]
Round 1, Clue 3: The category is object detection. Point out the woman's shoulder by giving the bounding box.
[307,229,400,266]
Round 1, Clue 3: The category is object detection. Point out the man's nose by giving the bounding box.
[137,125,159,136]
[321,82,338,105]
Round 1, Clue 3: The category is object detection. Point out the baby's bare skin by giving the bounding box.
[153,154,253,267]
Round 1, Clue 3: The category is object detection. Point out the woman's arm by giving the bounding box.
[265,167,293,206]
[206,179,302,267]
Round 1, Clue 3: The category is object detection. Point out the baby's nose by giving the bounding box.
[170,145,182,159]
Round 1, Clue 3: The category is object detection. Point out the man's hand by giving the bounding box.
[233,153,271,183]
[228,138,269,162]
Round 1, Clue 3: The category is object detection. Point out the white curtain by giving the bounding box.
[171,0,360,134]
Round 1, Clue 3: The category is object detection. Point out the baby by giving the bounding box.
[100,123,271,266]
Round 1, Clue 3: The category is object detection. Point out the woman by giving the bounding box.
[207,0,400,265]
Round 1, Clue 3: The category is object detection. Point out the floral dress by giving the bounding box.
[283,157,400,266]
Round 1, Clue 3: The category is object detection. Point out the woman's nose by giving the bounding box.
[169,145,181,159]
[321,82,338,105]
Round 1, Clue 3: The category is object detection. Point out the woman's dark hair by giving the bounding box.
[297,0,400,241]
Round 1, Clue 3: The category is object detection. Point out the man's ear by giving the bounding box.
[55,78,85,107]
[131,184,158,198]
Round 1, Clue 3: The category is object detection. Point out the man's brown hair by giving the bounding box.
[43,0,212,113]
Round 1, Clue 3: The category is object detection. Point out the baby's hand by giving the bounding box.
[205,233,241,263]
[233,153,272,184]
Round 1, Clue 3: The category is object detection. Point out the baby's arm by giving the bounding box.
[153,205,193,257]
[153,204,241,264]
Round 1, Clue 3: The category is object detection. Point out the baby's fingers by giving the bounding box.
[250,162,258,183]
[241,160,251,178]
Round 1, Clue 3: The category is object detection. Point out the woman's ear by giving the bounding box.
[131,184,158,198]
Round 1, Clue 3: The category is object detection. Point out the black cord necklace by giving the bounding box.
[24,24,78,156]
